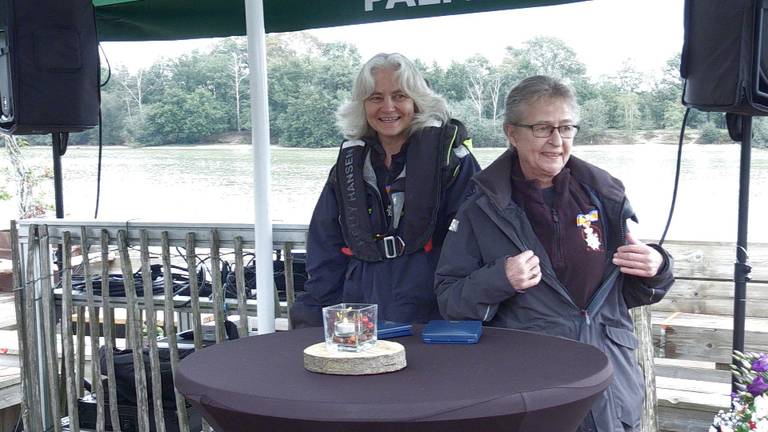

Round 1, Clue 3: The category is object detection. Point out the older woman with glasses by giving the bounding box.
[434,75,674,432]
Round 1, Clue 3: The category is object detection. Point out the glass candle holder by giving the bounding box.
[322,303,378,352]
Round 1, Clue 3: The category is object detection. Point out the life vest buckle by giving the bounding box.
[382,235,400,259]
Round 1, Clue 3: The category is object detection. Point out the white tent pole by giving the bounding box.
[244,0,275,334]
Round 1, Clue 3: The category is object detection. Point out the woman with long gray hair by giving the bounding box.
[291,53,480,327]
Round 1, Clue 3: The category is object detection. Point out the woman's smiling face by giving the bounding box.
[364,67,415,147]
[505,97,576,187]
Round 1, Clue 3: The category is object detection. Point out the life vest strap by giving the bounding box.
[341,236,435,258]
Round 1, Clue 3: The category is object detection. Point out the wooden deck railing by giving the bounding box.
[11,219,307,432]
[653,240,768,431]
[9,219,768,432]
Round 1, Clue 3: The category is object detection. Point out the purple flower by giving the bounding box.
[752,353,768,372]
[747,375,768,396]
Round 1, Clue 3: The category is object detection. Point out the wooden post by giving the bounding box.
[633,305,659,432]
[80,226,103,432]
[118,230,151,432]
[101,230,122,432]
[210,229,226,343]
[10,221,31,432]
[185,233,211,432]
[140,230,167,432]
[161,232,191,432]
[283,242,295,326]
[61,232,80,431]
[38,225,62,432]
[76,305,86,398]
[185,233,203,351]
[23,224,43,432]
[234,237,248,337]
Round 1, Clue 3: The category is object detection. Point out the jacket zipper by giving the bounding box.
[576,193,632,326]
[551,208,562,266]
[581,309,591,325]
[582,267,621,326]
[489,199,593,325]
[362,151,389,234]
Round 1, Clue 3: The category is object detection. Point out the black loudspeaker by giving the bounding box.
[0,0,99,134]
[681,0,768,115]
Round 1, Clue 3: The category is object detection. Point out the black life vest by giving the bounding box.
[331,119,470,262]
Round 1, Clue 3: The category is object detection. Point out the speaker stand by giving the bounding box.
[727,113,752,396]
[51,132,68,277]
[51,132,68,219]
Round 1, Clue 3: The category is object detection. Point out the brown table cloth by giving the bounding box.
[175,326,613,432]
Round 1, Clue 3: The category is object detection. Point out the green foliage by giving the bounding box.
[144,88,229,144]
[610,59,644,93]
[2,136,50,217]
[74,92,132,145]
[505,36,587,81]
[267,34,359,147]
[616,93,641,131]
[439,61,471,102]
[275,83,342,147]
[752,118,768,148]
[698,121,727,144]
[578,99,609,144]
[85,35,736,148]
[449,100,506,148]
[662,103,686,129]
[0,167,10,201]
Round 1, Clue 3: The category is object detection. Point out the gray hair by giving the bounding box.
[336,53,449,140]
[502,75,580,127]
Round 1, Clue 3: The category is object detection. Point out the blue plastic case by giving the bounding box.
[377,321,413,339]
[421,320,483,344]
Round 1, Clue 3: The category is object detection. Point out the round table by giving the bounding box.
[175,326,613,432]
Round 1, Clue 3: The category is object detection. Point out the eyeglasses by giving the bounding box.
[514,123,580,139]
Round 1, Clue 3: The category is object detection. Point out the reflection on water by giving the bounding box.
[2,143,767,242]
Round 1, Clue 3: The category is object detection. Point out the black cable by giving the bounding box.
[98,44,111,88]
[93,11,110,218]
[659,107,691,246]
[95,107,103,218]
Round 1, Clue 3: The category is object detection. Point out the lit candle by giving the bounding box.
[335,320,355,337]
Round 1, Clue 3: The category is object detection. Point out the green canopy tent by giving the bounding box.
[94,0,586,40]
[92,0,589,334]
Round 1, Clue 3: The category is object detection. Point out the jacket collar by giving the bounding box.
[473,149,516,210]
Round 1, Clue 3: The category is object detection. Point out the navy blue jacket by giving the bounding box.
[291,127,481,328]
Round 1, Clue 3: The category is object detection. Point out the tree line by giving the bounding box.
[45,33,768,148]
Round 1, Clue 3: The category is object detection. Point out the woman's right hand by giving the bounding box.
[505,250,541,293]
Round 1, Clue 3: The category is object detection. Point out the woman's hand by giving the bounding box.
[612,231,663,278]
[505,250,541,292]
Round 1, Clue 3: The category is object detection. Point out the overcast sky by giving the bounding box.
[101,0,684,80]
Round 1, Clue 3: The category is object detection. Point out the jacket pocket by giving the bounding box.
[603,325,643,429]
[605,325,639,349]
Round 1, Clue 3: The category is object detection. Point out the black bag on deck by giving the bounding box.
[78,395,202,432]
[99,346,194,410]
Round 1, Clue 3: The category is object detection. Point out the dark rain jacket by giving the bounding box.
[435,149,674,432]
[291,120,481,328]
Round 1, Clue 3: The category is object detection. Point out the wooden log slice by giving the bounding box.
[303,340,406,375]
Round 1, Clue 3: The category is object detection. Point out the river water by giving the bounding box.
[2,144,767,243]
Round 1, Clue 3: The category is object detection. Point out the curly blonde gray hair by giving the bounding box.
[336,53,450,140]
